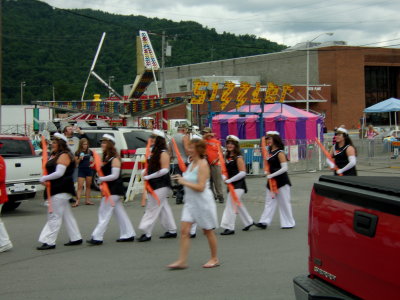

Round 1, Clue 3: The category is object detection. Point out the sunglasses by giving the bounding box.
[150,135,157,139]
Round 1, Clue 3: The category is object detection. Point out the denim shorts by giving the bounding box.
[78,167,93,178]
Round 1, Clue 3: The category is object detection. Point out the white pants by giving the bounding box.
[259,185,295,228]
[39,193,82,246]
[139,187,177,237]
[0,204,12,248]
[220,189,254,230]
[91,195,135,241]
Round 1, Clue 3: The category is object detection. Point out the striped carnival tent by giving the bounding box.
[211,103,324,142]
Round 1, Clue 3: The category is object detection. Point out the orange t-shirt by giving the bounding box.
[205,138,220,166]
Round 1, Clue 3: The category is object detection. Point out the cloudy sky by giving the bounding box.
[42,0,400,47]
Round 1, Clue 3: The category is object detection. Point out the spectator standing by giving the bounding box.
[73,138,94,206]
[202,127,224,203]
[170,124,190,204]
[0,143,13,253]
[365,124,379,158]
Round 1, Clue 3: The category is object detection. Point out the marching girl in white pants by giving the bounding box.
[256,131,295,230]
[220,135,254,235]
[87,134,135,245]
[37,133,82,250]
[138,130,177,242]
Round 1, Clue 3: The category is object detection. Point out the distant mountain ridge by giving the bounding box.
[2,0,286,103]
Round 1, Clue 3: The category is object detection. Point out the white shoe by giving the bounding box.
[43,200,49,207]
[0,242,13,253]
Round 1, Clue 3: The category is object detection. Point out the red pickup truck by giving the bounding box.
[294,175,400,300]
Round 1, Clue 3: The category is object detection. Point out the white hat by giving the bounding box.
[151,129,165,138]
[266,131,280,136]
[336,127,348,135]
[101,134,116,144]
[226,135,240,143]
[53,133,68,143]
[191,134,203,140]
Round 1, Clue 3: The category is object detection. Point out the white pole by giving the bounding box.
[81,32,106,101]
[395,111,398,130]
[317,123,322,170]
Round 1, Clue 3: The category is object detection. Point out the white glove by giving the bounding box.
[326,158,335,169]
[225,171,246,184]
[99,167,120,182]
[144,168,169,180]
[221,174,227,181]
[40,164,67,182]
[336,156,356,175]
[267,162,288,179]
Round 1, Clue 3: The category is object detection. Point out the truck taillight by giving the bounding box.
[120,149,136,158]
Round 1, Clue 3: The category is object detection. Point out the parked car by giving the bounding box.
[0,135,42,211]
[82,127,153,190]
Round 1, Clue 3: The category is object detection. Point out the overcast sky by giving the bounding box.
[42,0,400,48]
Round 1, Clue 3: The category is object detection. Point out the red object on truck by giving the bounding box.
[294,175,400,300]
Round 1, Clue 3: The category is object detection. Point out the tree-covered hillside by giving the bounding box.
[2,0,286,104]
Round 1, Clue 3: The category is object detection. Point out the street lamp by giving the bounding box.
[20,81,26,105]
[108,76,115,97]
[306,32,333,111]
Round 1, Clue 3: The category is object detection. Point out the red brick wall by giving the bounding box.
[319,46,400,130]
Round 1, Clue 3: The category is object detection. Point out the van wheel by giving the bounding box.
[92,173,100,191]
[3,202,21,212]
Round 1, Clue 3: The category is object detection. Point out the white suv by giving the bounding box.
[82,127,152,189]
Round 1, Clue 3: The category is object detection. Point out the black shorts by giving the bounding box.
[78,167,93,178]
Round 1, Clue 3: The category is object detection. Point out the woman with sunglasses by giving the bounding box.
[138,130,177,242]
[37,133,82,250]
[220,135,254,235]
[255,131,295,230]
[87,134,135,245]
[328,127,357,176]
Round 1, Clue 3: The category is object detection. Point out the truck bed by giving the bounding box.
[304,176,400,300]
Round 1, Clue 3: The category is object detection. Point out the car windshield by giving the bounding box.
[0,139,33,156]
[123,131,152,149]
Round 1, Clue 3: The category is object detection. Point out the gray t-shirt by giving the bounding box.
[171,132,188,163]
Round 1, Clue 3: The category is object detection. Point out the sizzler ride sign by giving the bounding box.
[191,80,294,109]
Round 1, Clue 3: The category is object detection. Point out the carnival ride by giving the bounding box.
[33,31,186,123]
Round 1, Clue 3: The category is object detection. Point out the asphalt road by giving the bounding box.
[0,164,397,300]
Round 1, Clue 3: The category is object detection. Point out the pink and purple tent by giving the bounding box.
[211,103,324,142]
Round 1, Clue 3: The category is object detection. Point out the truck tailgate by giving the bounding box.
[5,156,42,184]
[310,176,400,300]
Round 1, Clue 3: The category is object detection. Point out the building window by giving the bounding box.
[365,66,400,125]
[179,85,187,92]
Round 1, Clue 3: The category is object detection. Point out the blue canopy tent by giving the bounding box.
[363,97,400,135]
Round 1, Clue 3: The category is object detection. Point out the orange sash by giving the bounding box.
[261,137,279,195]
[217,142,242,211]
[142,139,160,207]
[171,138,187,172]
[315,138,343,176]
[92,151,115,206]
[41,136,53,213]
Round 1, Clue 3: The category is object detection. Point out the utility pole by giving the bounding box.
[161,31,166,98]
[52,85,55,101]
[20,82,26,105]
